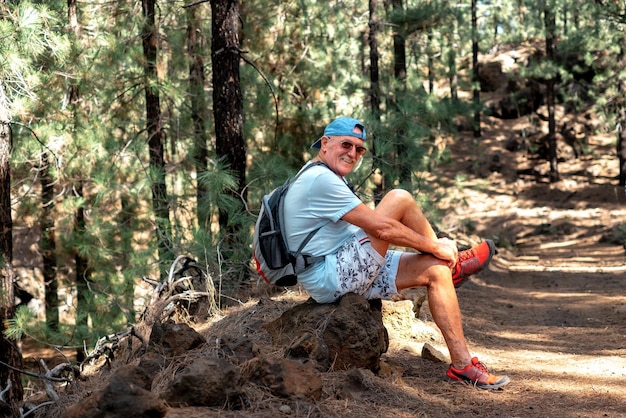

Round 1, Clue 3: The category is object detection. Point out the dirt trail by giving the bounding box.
[410,123,626,417]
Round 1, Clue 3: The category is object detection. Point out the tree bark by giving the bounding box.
[68,0,90,362]
[447,25,458,101]
[391,0,406,82]
[388,0,411,187]
[40,153,58,331]
[0,80,24,405]
[211,0,247,283]
[142,0,173,276]
[618,41,626,186]
[427,32,434,94]
[369,0,386,203]
[472,0,481,138]
[369,0,381,116]
[73,180,91,363]
[545,3,559,182]
[187,7,210,229]
[211,0,246,254]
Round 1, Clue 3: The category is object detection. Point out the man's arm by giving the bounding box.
[342,203,456,263]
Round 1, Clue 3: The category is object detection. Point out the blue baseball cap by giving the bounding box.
[311,117,367,149]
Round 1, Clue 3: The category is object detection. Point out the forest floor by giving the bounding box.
[21,112,626,418]
[180,115,626,417]
[388,115,626,418]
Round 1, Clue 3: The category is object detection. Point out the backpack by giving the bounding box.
[253,162,328,286]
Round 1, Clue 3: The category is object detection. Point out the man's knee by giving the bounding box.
[384,189,413,204]
[425,262,453,286]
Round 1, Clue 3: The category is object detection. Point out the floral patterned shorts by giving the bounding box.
[332,230,401,301]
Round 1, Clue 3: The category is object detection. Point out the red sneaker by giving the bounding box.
[446,357,510,390]
[451,240,495,288]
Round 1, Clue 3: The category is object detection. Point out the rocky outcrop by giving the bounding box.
[263,293,389,372]
[54,293,405,417]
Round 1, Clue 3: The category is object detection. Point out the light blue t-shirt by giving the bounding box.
[283,162,362,302]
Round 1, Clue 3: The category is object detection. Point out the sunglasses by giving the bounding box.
[327,138,367,156]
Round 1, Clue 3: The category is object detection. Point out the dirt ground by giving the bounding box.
[404,117,626,417]
[167,117,626,418]
[19,117,626,417]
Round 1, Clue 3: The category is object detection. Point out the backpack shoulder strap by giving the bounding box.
[293,160,327,181]
[280,161,331,257]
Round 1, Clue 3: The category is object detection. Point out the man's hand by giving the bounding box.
[435,237,458,268]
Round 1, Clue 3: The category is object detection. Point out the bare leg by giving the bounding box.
[370,189,439,254]
[372,189,472,367]
[375,189,437,237]
[395,254,472,367]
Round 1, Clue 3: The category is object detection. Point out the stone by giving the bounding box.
[263,293,389,372]
[162,357,243,407]
[243,356,322,400]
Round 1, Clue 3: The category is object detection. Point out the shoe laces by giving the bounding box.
[458,247,477,263]
[472,358,490,374]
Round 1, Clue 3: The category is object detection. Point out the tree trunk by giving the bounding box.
[40,153,58,331]
[391,0,406,82]
[369,0,386,203]
[186,7,210,229]
[447,28,458,101]
[0,80,24,406]
[562,3,568,36]
[118,195,135,321]
[618,41,626,186]
[68,0,90,362]
[427,31,434,94]
[368,0,381,116]
[545,4,559,182]
[390,0,411,187]
[74,180,90,363]
[142,0,173,276]
[211,0,247,280]
[472,0,481,138]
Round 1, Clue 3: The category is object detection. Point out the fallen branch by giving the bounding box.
[38,360,59,401]
[0,361,71,383]
[20,401,55,418]
[83,256,218,367]
[81,329,132,370]
[0,379,10,402]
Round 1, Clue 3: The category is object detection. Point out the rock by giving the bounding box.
[278,404,293,414]
[147,321,206,356]
[477,61,504,92]
[421,343,448,364]
[63,364,168,418]
[339,368,376,400]
[243,356,323,400]
[219,334,258,364]
[263,293,389,372]
[161,357,243,407]
[381,299,416,339]
[382,298,441,343]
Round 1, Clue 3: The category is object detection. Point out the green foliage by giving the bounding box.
[604,224,626,247]
[1,5,70,120]
[3,0,625,357]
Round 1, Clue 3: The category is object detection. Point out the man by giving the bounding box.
[283,117,510,390]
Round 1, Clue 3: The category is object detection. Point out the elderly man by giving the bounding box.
[283,117,509,389]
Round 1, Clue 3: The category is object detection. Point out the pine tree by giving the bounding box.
[0,1,72,404]
[0,70,23,408]
[211,0,248,283]
[142,0,173,279]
